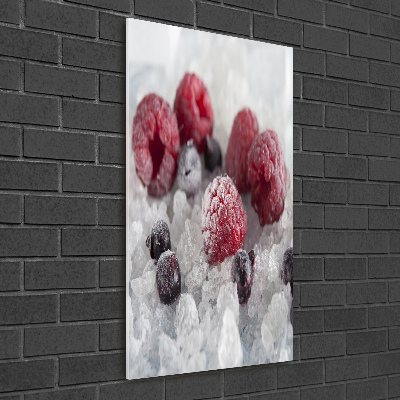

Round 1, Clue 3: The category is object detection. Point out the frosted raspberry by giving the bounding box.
[174,73,214,153]
[226,108,259,193]
[202,176,247,264]
[132,93,180,197]
[248,129,287,226]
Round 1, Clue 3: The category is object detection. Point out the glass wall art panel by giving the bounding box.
[126,18,293,380]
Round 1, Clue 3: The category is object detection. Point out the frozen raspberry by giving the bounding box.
[174,73,214,153]
[248,129,287,226]
[281,247,293,295]
[202,175,247,264]
[177,140,202,197]
[132,93,180,197]
[146,219,171,261]
[205,136,222,172]
[156,250,181,305]
[231,249,255,305]
[226,108,259,193]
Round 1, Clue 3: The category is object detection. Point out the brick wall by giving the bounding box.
[0,0,399,399]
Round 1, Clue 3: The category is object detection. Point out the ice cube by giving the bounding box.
[130,270,155,299]
[217,282,239,325]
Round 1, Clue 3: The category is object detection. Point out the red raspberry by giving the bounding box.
[173,73,214,153]
[226,108,259,193]
[248,129,287,226]
[202,176,247,264]
[132,93,180,197]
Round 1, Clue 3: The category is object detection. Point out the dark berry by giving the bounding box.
[231,249,255,305]
[174,73,214,153]
[146,219,171,261]
[202,176,247,264]
[226,108,259,193]
[132,93,180,197]
[248,129,287,226]
[281,247,293,295]
[177,140,202,196]
[205,136,222,172]
[156,250,181,305]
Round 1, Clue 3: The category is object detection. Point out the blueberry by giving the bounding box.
[177,140,202,196]
[281,247,293,295]
[156,250,181,305]
[146,219,171,261]
[205,136,222,172]
[231,249,255,305]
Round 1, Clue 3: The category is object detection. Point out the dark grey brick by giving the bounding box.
[347,281,387,304]
[62,228,125,256]
[350,0,389,13]
[63,164,125,194]
[294,257,323,281]
[349,84,389,110]
[369,256,400,278]
[25,324,97,356]
[369,304,400,327]
[393,0,400,16]
[325,155,367,180]
[303,179,347,204]
[60,353,124,385]
[24,129,95,162]
[293,49,325,75]
[0,360,55,392]
[301,283,346,307]
[325,307,366,331]
[254,14,302,46]
[99,259,124,287]
[347,377,387,400]
[347,330,387,355]
[304,25,348,54]
[347,232,389,254]
[0,294,57,325]
[370,208,400,230]
[26,0,96,37]
[63,100,124,133]
[25,260,97,290]
[303,76,347,104]
[302,231,347,254]
[0,26,58,62]
[391,232,400,253]
[325,105,367,131]
[326,3,368,33]
[325,356,368,382]
[99,136,125,164]
[391,137,400,158]
[325,257,367,280]
[65,0,130,12]
[389,375,400,398]
[0,126,21,156]
[293,284,300,309]
[0,0,20,23]
[25,63,96,99]
[293,126,301,150]
[370,14,400,40]
[63,38,124,73]
[61,291,124,321]
[370,111,400,135]
[166,371,222,400]
[327,54,368,82]
[0,228,58,257]
[100,74,125,103]
[0,59,20,90]
[391,90,400,111]
[25,195,96,225]
[391,185,400,205]
[293,178,302,202]
[294,229,300,254]
[325,206,367,229]
[349,133,389,157]
[137,0,194,26]
[348,182,388,205]
[252,390,299,400]
[278,0,323,23]
[225,365,276,395]
[100,379,164,400]
[389,327,400,350]
[301,333,345,359]
[293,74,301,99]
[293,310,324,334]
[392,42,400,64]
[389,281,400,302]
[369,159,400,182]
[370,62,400,87]
[0,330,20,359]
[301,384,345,400]
[369,352,400,377]
[293,153,323,177]
[99,199,125,226]
[0,194,21,224]
[293,205,323,228]
[303,128,347,153]
[277,361,323,388]
[293,101,323,126]
[100,322,125,350]
[0,92,58,126]
[100,13,125,42]
[225,0,275,13]
[0,262,21,291]
[25,387,97,400]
